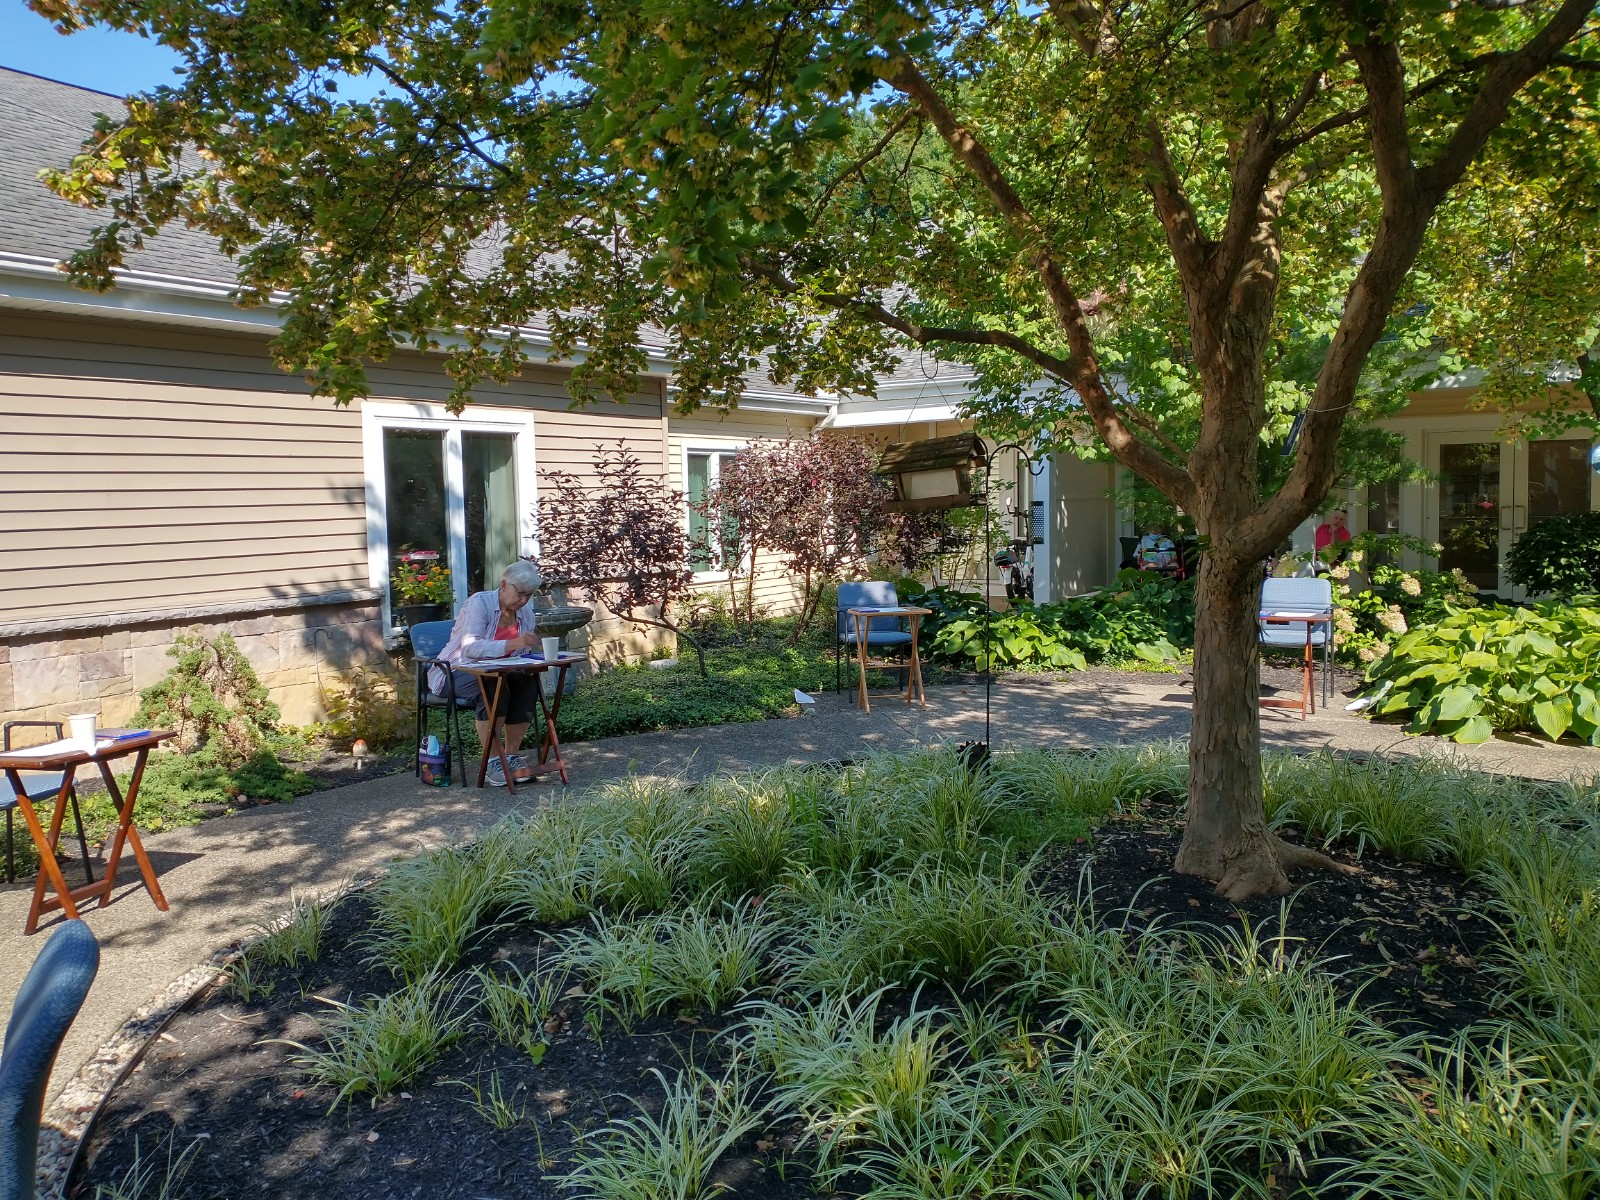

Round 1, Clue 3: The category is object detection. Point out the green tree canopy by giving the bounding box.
[34,0,1600,896]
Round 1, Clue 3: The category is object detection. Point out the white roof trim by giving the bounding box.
[0,251,679,376]
[827,402,963,429]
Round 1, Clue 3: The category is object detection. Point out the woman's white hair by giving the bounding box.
[502,560,544,593]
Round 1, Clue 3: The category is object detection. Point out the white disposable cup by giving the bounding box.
[541,636,563,661]
[69,713,97,752]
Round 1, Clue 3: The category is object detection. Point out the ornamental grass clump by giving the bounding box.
[255,746,1600,1198]
[558,902,779,1025]
[775,858,1060,995]
[284,971,472,1108]
[557,1065,762,1200]
[740,990,952,1163]
[367,840,510,981]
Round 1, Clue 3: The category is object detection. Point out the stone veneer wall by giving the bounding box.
[1,601,389,730]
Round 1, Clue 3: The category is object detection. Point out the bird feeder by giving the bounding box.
[878,433,989,513]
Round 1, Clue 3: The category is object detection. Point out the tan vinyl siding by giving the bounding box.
[669,410,822,616]
[0,313,668,632]
[1,315,366,627]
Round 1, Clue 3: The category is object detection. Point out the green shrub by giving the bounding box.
[1507,510,1600,598]
[314,666,416,751]
[909,570,1189,672]
[135,631,281,761]
[124,750,318,831]
[1330,559,1480,664]
[1356,601,1600,743]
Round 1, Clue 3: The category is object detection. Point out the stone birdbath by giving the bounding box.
[535,602,594,648]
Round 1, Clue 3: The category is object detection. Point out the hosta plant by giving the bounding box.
[913,571,1187,672]
[1356,602,1600,744]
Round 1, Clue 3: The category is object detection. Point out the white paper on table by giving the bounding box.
[471,654,572,668]
[0,738,81,761]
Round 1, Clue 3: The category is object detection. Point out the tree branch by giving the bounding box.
[1349,38,1420,208]
[1269,70,1325,140]
[1238,0,1596,560]
[878,54,1196,507]
[1211,113,1281,306]
[1419,0,1597,202]
[1044,0,1120,57]
[354,54,517,183]
[810,109,917,219]
[742,258,1075,375]
[1144,120,1214,300]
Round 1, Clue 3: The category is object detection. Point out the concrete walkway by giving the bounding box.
[5,672,1598,1109]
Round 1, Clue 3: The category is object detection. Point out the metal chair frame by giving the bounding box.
[1,722,95,888]
[409,620,472,788]
[833,581,914,695]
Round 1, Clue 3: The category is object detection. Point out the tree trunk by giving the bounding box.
[744,547,760,636]
[1174,553,1283,896]
[1176,552,1346,899]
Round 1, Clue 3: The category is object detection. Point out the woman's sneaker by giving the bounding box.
[508,753,536,783]
[486,758,508,787]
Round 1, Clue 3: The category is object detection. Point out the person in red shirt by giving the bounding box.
[430,560,545,785]
[1314,509,1352,565]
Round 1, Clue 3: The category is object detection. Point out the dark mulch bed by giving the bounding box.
[75,800,1502,1200]
[1042,797,1503,1038]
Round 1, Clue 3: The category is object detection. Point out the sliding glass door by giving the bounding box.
[464,432,519,593]
[1427,432,1598,599]
[367,405,537,627]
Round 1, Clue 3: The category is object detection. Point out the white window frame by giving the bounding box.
[682,443,745,582]
[363,400,540,630]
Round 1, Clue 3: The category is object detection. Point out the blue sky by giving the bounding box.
[1,6,185,95]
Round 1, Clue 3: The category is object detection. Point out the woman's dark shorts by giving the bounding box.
[450,668,539,724]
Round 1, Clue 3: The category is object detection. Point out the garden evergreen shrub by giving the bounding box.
[1506,510,1600,598]
[135,630,281,760]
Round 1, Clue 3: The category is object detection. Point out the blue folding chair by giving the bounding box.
[2,723,94,888]
[1259,577,1336,711]
[0,919,99,1200]
[410,620,472,788]
[835,581,915,697]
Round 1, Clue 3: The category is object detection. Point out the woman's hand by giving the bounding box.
[509,631,540,654]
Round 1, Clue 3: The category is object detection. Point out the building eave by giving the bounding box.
[0,251,680,377]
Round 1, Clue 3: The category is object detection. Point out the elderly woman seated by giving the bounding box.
[428,560,545,787]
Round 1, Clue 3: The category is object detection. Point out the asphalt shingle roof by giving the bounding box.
[2,67,972,405]
[1,66,240,282]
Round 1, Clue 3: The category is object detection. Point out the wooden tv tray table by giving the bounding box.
[0,730,174,935]
[847,606,933,714]
[456,653,586,791]
[1259,611,1333,720]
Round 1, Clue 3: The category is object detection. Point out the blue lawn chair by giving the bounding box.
[835,581,915,696]
[410,620,472,788]
[0,919,99,1200]
[1259,577,1336,710]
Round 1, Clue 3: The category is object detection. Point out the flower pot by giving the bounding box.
[397,602,448,628]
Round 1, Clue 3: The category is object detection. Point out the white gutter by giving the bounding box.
[0,251,680,376]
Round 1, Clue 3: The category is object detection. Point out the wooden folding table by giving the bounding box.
[847,606,932,715]
[1258,612,1333,720]
[0,730,174,935]
[457,653,585,792]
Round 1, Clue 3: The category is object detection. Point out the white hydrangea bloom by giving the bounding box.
[1378,605,1408,634]
[1400,574,1422,596]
